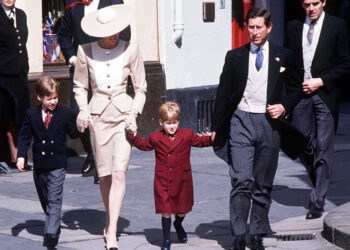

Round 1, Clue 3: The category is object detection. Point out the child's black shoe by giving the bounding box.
[161,239,171,250]
[173,220,187,243]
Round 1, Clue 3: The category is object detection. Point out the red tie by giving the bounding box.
[44,110,52,129]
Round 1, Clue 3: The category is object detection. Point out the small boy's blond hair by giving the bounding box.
[158,101,181,121]
[36,75,60,97]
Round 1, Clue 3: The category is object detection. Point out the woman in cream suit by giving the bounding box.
[73,5,147,250]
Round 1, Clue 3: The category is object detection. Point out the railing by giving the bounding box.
[197,99,215,135]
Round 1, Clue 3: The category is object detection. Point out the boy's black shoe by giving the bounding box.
[232,235,246,250]
[161,239,171,250]
[81,157,95,175]
[173,220,187,243]
[251,235,265,250]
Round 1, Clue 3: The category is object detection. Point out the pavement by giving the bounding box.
[1,104,350,250]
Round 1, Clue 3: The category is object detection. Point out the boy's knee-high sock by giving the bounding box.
[175,214,185,224]
[162,217,171,241]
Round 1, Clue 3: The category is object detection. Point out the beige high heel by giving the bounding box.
[106,232,118,250]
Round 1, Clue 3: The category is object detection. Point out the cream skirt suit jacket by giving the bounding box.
[73,40,147,177]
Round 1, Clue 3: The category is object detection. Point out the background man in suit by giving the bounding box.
[211,7,301,250]
[57,0,130,182]
[285,0,350,219]
[0,0,30,168]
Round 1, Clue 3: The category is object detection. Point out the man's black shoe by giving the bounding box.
[306,205,323,219]
[232,235,246,250]
[251,235,265,250]
[46,233,59,248]
[81,158,95,176]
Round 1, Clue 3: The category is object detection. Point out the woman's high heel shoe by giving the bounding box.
[106,232,118,250]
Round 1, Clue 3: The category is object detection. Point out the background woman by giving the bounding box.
[73,5,147,250]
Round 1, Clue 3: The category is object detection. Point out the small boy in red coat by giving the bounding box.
[127,101,213,250]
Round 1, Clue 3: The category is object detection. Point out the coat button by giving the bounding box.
[108,96,111,100]
[16,29,19,33]
[19,50,22,53]
[42,140,46,144]
[106,74,110,77]
[107,63,110,66]
[169,180,172,183]
[106,51,110,55]
[107,85,111,89]
[50,152,54,155]
[18,36,21,39]
[42,151,46,155]
[169,167,172,170]
[51,140,54,144]
[19,43,22,46]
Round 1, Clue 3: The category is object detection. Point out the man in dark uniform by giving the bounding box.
[57,0,130,183]
[0,0,30,168]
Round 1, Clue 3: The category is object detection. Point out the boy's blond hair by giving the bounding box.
[36,75,60,97]
[158,101,181,121]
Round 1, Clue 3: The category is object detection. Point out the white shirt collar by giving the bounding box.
[250,40,269,53]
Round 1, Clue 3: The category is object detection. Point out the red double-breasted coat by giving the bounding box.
[128,128,212,214]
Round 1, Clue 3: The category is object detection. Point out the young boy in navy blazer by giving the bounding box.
[17,75,79,248]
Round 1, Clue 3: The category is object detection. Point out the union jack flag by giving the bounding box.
[43,12,61,63]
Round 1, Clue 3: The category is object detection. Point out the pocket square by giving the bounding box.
[280,66,286,73]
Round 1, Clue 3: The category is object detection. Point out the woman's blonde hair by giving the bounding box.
[158,101,181,121]
[36,75,60,97]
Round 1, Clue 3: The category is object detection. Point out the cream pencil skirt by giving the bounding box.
[89,103,131,177]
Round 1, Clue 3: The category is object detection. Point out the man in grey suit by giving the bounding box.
[211,7,301,250]
[285,0,350,219]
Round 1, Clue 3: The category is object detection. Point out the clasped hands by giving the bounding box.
[76,110,91,133]
[302,77,323,95]
[125,113,137,135]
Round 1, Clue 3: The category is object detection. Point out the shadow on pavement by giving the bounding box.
[11,219,45,237]
[194,220,232,249]
[62,209,130,235]
[142,228,178,247]
[272,184,310,208]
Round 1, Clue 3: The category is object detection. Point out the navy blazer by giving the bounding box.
[0,6,28,75]
[212,42,305,164]
[57,0,130,63]
[17,105,79,169]
[285,14,350,126]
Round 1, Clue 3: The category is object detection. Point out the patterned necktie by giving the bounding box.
[307,21,316,44]
[44,110,52,129]
[255,47,263,71]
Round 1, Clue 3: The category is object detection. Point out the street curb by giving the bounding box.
[323,202,350,250]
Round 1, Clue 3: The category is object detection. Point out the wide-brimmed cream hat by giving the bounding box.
[81,4,131,38]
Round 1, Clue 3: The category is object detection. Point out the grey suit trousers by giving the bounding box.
[33,168,66,235]
[292,94,335,210]
[229,109,280,236]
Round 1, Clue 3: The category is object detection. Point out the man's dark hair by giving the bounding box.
[245,7,271,26]
[301,0,325,3]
